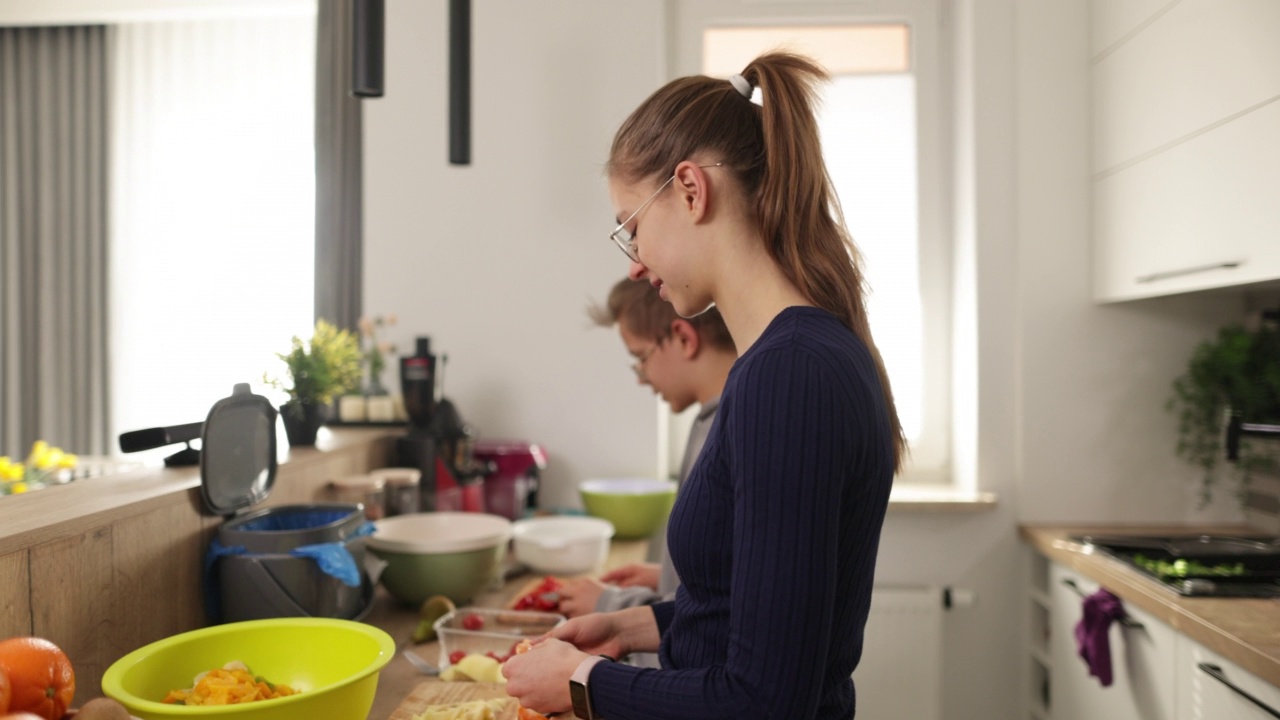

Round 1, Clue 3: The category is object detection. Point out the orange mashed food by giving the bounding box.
[163,663,299,706]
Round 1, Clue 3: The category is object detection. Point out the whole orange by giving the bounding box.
[0,638,75,720]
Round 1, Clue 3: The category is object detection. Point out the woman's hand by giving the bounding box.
[557,576,607,618]
[551,605,661,658]
[501,638,586,715]
[599,562,661,590]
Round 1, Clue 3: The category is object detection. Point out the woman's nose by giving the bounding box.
[627,261,648,282]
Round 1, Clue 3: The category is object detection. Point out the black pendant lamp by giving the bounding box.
[351,0,384,98]
[449,0,471,165]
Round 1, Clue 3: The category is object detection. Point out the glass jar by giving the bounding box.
[326,474,386,521]
[370,467,422,517]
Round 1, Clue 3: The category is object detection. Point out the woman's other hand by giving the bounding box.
[599,562,661,590]
[551,605,661,658]
[557,576,608,618]
[501,638,585,715]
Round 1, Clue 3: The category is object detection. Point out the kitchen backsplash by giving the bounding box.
[1244,468,1280,533]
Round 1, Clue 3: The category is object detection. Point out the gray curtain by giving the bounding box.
[315,0,363,333]
[0,25,110,457]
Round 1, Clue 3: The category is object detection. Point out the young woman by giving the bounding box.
[502,51,906,720]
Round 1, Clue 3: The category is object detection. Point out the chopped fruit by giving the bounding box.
[512,577,563,612]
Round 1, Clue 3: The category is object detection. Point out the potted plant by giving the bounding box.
[1167,313,1280,505]
[264,319,363,446]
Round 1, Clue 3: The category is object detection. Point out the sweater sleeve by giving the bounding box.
[587,346,868,720]
[594,585,662,613]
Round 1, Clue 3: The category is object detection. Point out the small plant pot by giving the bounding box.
[281,401,329,446]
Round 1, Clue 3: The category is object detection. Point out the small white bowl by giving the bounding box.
[511,516,615,575]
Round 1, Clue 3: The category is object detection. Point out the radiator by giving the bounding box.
[852,586,944,720]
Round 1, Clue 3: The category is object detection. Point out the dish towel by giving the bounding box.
[1074,588,1126,686]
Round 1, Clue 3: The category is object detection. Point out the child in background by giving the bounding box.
[556,279,736,667]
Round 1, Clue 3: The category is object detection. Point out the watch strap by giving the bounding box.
[570,655,611,719]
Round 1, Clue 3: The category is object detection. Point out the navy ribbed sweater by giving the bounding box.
[587,306,896,720]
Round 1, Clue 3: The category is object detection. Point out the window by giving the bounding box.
[109,11,317,446]
[695,17,952,485]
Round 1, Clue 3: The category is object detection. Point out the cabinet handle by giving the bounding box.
[1197,663,1280,718]
[1135,259,1244,284]
[1060,578,1144,629]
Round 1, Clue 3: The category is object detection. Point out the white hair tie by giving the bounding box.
[728,74,752,99]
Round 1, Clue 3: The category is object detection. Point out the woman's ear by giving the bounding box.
[669,318,701,359]
[672,161,711,222]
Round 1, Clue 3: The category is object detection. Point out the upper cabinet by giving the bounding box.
[1092,0,1280,302]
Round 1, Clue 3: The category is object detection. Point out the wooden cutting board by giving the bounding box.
[389,681,518,720]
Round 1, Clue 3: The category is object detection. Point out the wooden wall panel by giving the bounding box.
[29,525,114,698]
[0,549,31,637]
[110,497,213,658]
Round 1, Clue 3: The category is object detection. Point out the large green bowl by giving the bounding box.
[102,618,394,720]
[366,512,512,605]
[579,479,678,540]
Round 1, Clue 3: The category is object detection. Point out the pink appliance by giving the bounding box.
[473,440,547,520]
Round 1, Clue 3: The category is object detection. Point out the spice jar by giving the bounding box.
[370,467,422,517]
[326,474,386,521]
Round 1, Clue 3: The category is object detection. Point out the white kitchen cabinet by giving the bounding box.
[1177,635,1280,720]
[1048,562,1178,720]
[1091,0,1280,302]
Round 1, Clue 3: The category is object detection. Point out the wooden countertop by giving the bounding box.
[0,427,399,557]
[1020,524,1280,687]
[363,538,651,720]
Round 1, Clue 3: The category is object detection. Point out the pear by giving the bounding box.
[412,595,457,643]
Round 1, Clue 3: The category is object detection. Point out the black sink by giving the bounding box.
[1070,534,1280,598]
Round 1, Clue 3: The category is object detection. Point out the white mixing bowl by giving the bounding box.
[511,516,615,575]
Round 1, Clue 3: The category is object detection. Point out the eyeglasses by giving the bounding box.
[609,163,724,263]
[630,341,663,380]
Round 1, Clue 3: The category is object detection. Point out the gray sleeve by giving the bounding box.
[594,584,663,613]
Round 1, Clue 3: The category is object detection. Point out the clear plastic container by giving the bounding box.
[433,606,565,667]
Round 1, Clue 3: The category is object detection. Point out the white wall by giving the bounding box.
[362,0,666,509]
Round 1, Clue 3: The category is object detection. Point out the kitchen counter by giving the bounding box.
[363,538,650,720]
[0,427,400,700]
[1020,524,1280,687]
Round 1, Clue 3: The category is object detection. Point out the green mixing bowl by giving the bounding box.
[366,512,512,605]
[579,479,678,540]
[102,618,394,720]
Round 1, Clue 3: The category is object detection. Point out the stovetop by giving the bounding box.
[1070,534,1280,598]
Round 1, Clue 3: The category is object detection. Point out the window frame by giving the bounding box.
[663,0,954,486]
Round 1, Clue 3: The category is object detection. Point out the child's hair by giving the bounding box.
[606,51,906,471]
[589,278,735,353]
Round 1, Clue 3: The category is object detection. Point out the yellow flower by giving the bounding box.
[2,462,23,482]
[58,453,78,470]
[10,482,27,494]
[28,440,50,468]
[0,456,11,475]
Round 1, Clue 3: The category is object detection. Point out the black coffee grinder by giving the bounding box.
[397,337,441,509]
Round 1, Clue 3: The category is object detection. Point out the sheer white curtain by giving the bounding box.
[109,10,317,443]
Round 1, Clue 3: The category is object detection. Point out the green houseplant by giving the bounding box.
[1167,317,1280,505]
[265,319,363,445]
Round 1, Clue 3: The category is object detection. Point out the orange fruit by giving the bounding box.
[0,638,75,720]
[0,667,10,713]
[0,714,47,720]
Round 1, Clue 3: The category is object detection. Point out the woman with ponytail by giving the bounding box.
[503,52,905,720]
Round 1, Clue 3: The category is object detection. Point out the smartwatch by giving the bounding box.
[569,654,612,719]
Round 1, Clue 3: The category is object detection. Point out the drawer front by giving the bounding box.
[1049,563,1177,720]
[1178,637,1280,720]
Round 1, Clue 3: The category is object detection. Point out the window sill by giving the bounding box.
[887,485,999,513]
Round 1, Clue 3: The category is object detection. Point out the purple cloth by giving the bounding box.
[1074,588,1126,686]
